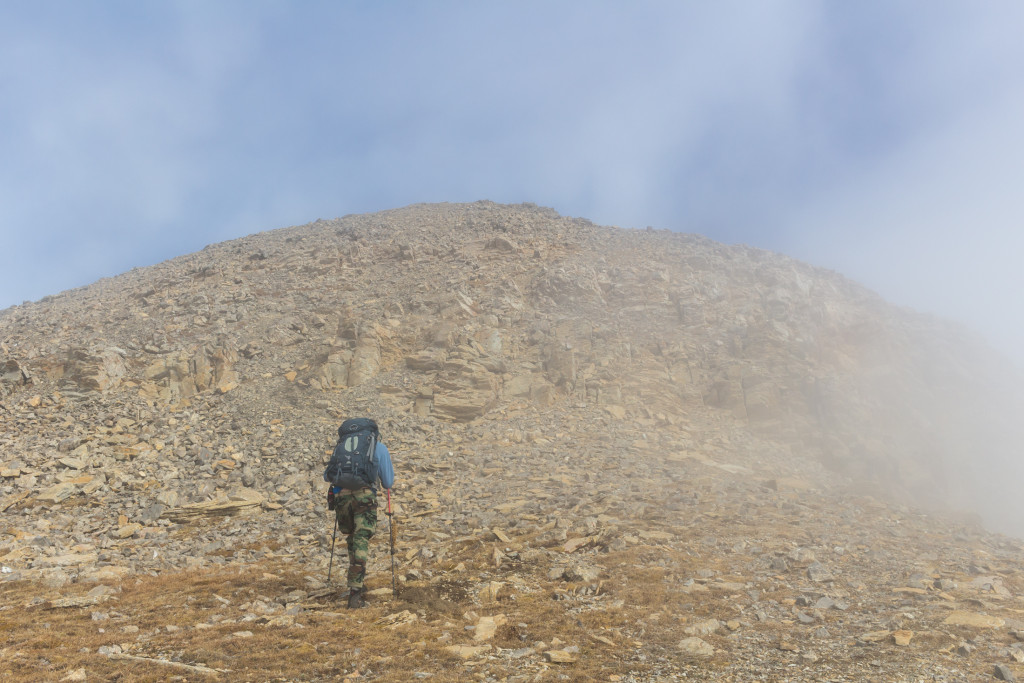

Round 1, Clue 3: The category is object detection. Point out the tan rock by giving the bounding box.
[216,380,237,394]
[432,388,496,422]
[228,487,263,503]
[41,553,99,567]
[157,490,180,507]
[942,611,1005,628]
[0,358,29,389]
[564,536,598,553]
[446,644,490,660]
[348,341,381,386]
[684,619,721,636]
[37,481,77,503]
[604,405,627,419]
[165,488,263,522]
[893,630,914,646]
[503,374,534,398]
[375,610,419,629]
[82,566,133,582]
[473,614,507,641]
[678,637,715,656]
[544,649,578,663]
[116,523,143,539]
[65,347,126,391]
[140,346,237,402]
[405,350,445,371]
[320,350,352,388]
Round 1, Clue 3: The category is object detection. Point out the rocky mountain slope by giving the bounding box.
[3,201,1024,681]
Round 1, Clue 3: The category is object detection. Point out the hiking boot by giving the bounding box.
[347,587,366,609]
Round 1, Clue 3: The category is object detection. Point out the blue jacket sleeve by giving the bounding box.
[375,442,395,490]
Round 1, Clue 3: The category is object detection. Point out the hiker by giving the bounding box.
[324,417,395,608]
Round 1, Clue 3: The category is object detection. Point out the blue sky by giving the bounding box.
[2,2,1023,365]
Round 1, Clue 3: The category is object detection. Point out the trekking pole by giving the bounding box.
[327,515,338,583]
[386,488,396,597]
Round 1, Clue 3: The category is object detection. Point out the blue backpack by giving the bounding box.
[324,418,379,489]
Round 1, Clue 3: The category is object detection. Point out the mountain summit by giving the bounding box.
[3,202,1024,681]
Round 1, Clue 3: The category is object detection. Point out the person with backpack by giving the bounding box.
[323,417,395,608]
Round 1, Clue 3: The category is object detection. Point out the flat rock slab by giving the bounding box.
[474,614,507,641]
[47,594,116,609]
[446,644,490,660]
[38,553,99,568]
[893,630,914,646]
[544,649,578,663]
[36,482,78,503]
[942,611,1005,628]
[678,637,715,657]
[375,610,418,629]
[684,619,721,636]
[164,488,264,522]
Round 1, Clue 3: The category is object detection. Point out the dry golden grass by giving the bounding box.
[1,518,816,683]
[0,550,660,682]
[4,508,993,681]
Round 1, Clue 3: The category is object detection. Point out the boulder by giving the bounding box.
[405,350,445,372]
[141,345,238,401]
[0,358,30,395]
[65,347,126,392]
[942,611,1005,628]
[473,614,507,641]
[677,637,715,657]
[37,481,78,504]
[348,340,381,386]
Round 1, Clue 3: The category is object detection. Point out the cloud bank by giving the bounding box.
[1,2,1022,364]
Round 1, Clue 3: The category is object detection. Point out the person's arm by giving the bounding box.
[376,441,395,490]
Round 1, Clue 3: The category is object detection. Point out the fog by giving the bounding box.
[2,4,1024,533]
[2,3,1022,368]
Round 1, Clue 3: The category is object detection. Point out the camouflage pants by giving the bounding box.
[334,488,378,590]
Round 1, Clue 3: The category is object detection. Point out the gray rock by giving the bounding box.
[814,597,835,610]
[139,502,165,525]
[995,664,1017,682]
[788,547,816,564]
[807,562,833,582]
